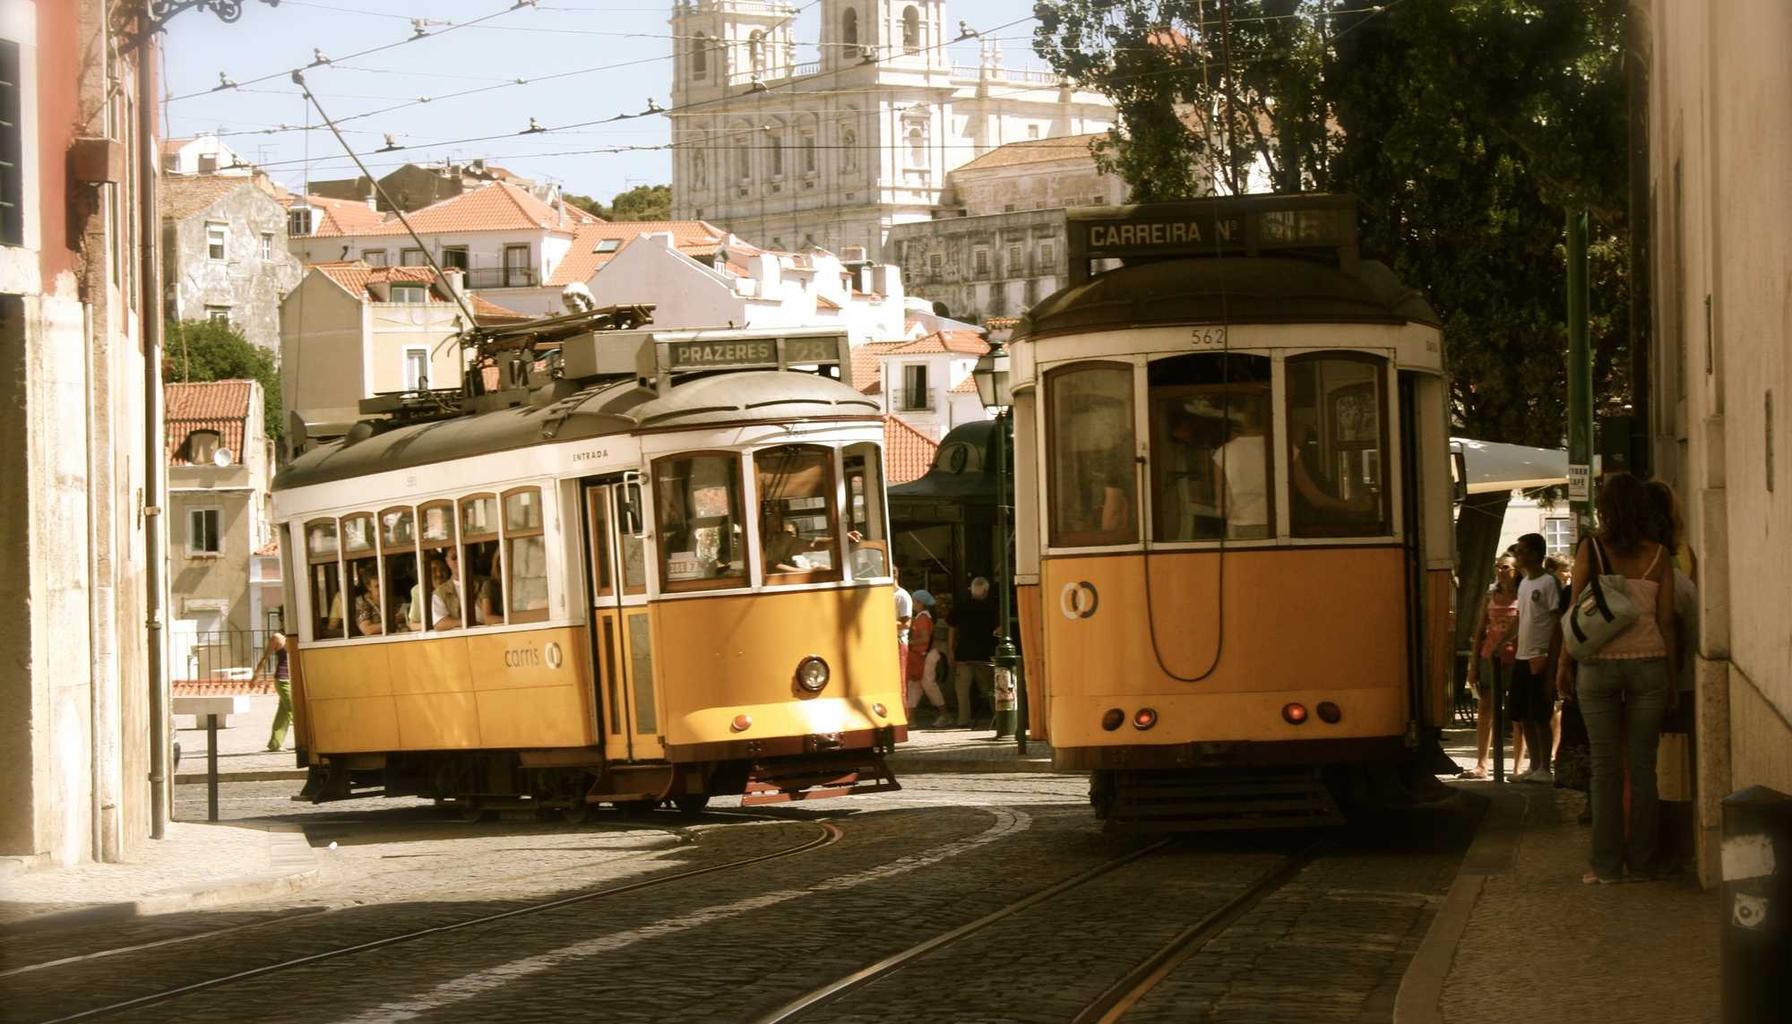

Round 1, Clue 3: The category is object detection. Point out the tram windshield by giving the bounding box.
[1148,354,1274,541]
[842,442,890,579]
[756,445,840,583]
[654,454,748,592]
[1048,363,1137,547]
[1285,353,1390,536]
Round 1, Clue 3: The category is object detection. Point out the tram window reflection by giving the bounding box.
[756,445,841,583]
[1148,353,1274,541]
[843,442,889,579]
[1047,363,1137,547]
[306,519,343,640]
[1286,353,1390,537]
[381,507,422,633]
[654,454,747,592]
[341,515,383,637]
[504,487,549,622]
[460,495,504,626]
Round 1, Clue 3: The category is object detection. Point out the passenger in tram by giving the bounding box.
[1288,426,1378,525]
[1214,402,1271,539]
[462,543,501,625]
[349,566,383,636]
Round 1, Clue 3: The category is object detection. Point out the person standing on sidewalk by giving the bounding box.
[253,631,292,751]
[905,590,950,722]
[943,577,1000,729]
[1462,556,1519,778]
[1557,472,1677,884]
[1507,533,1560,783]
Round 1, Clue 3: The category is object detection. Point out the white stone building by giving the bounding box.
[160,134,252,177]
[666,0,1115,257]
[160,175,303,352]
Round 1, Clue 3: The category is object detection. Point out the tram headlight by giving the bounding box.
[794,655,830,693]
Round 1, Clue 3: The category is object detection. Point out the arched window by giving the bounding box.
[748,30,765,73]
[766,129,784,177]
[732,133,751,181]
[842,7,858,47]
[902,6,921,53]
[691,32,709,79]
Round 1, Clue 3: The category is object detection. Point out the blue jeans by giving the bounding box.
[1577,657,1670,878]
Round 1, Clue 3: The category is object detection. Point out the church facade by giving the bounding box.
[666,0,1115,258]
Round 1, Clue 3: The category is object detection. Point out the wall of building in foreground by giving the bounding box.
[1647,0,1792,887]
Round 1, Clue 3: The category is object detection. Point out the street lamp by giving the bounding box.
[972,338,1025,753]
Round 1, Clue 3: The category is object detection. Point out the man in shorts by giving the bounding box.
[1508,533,1563,783]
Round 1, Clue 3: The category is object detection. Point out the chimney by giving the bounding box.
[443,268,467,298]
[365,190,378,211]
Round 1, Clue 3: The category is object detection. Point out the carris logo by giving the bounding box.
[545,641,563,669]
[1059,581,1099,620]
[504,647,543,668]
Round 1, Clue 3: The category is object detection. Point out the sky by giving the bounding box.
[162,0,1047,202]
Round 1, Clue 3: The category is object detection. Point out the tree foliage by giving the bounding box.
[164,318,283,442]
[565,184,673,222]
[1031,0,1631,447]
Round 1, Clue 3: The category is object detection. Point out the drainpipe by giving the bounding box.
[138,30,168,840]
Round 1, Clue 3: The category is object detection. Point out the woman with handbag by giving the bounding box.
[1556,472,1677,885]
[1461,557,1519,778]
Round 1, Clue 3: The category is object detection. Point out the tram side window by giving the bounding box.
[1148,353,1274,541]
[843,442,890,579]
[654,454,747,592]
[504,488,550,622]
[341,514,383,637]
[381,507,422,634]
[1047,363,1137,547]
[420,501,461,629]
[1285,353,1391,537]
[756,445,841,583]
[460,496,504,626]
[306,519,343,640]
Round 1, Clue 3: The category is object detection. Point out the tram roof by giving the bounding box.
[1013,255,1440,340]
[273,370,879,492]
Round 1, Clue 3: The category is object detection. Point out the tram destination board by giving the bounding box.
[1066,193,1360,284]
[662,334,844,371]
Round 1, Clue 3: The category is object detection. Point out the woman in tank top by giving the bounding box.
[1461,557,1519,778]
[1556,472,1677,884]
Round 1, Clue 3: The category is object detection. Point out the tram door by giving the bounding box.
[582,479,664,762]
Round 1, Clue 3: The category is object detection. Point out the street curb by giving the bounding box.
[887,757,1075,776]
[1392,784,1529,1024]
[175,769,309,785]
[0,827,321,937]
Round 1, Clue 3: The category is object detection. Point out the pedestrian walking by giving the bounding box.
[1461,556,1519,778]
[1557,472,1678,884]
[1507,533,1562,783]
[253,630,292,751]
[944,577,999,729]
[905,590,949,721]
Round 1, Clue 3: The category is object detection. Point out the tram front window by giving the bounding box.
[655,454,747,592]
[1286,353,1390,537]
[756,445,841,583]
[1149,353,1274,541]
[1047,363,1137,547]
[843,442,889,579]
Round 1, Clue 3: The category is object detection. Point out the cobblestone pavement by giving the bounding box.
[2,773,1480,1024]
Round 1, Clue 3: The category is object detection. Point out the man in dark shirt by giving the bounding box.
[945,577,999,729]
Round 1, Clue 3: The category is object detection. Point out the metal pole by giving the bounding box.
[991,407,1020,742]
[1567,209,1594,537]
[205,714,219,823]
[139,22,169,841]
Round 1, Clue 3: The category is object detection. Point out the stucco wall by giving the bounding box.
[886,208,1067,322]
[280,273,368,432]
[164,185,302,352]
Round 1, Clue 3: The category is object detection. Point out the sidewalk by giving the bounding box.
[1396,728,1721,1024]
[174,692,303,784]
[0,821,320,933]
[889,722,1063,775]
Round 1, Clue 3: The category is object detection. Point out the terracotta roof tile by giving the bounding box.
[955,132,1105,174]
[159,175,260,221]
[883,416,940,486]
[311,261,450,302]
[165,380,254,464]
[394,181,573,235]
[850,341,904,393]
[950,376,980,395]
[471,293,532,323]
[886,330,989,357]
[287,193,388,236]
[548,220,728,286]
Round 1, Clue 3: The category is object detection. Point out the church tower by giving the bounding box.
[820,1,947,72]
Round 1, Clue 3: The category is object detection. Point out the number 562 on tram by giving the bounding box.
[273,321,907,816]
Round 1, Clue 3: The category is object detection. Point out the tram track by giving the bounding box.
[28,815,843,1024]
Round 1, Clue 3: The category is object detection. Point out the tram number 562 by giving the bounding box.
[1190,326,1229,348]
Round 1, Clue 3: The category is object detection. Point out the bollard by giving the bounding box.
[1722,785,1792,1024]
[206,713,220,823]
[990,665,1018,738]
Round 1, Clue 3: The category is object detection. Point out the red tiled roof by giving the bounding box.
[165,380,254,464]
[886,330,990,357]
[850,341,904,393]
[950,376,980,394]
[311,261,450,302]
[816,295,841,310]
[548,220,728,286]
[471,293,532,323]
[159,175,256,221]
[286,193,388,236]
[394,181,574,235]
[884,416,940,486]
[955,132,1105,173]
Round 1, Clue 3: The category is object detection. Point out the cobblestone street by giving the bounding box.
[2,772,1482,1024]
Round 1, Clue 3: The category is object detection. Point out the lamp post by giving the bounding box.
[972,338,1025,754]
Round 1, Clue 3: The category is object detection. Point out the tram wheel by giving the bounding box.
[672,794,711,815]
[615,798,660,817]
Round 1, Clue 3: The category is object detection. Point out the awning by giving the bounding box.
[1452,436,1569,494]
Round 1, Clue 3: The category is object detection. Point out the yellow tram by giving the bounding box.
[1007,195,1456,827]
[273,314,907,815]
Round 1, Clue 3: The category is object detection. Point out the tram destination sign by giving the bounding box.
[1066,194,1360,284]
[662,334,844,371]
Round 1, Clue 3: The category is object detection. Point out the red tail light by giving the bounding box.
[1133,708,1158,730]
[1316,701,1342,724]
[1282,703,1308,725]
[1101,708,1125,731]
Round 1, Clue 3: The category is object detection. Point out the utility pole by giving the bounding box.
[1567,210,1594,537]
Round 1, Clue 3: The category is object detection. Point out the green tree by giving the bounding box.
[564,192,607,218]
[164,318,283,442]
[562,184,673,222]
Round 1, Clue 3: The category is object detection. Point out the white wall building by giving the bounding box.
[160,134,252,176]
[851,327,988,441]
[666,0,1115,257]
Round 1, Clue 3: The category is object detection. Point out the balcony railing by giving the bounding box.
[894,387,937,412]
[172,627,282,688]
[464,266,537,289]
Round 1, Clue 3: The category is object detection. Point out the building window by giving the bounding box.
[972,247,990,277]
[842,7,858,47]
[205,305,231,323]
[732,134,751,181]
[185,429,221,464]
[1027,124,1040,139]
[594,238,621,254]
[389,282,428,304]
[363,249,387,266]
[400,247,427,266]
[503,243,531,287]
[287,206,312,237]
[766,132,783,177]
[801,134,816,174]
[403,346,429,389]
[0,40,22,247]
[188,508,223,556]
[206,222,228,261]
[1007,243,1023,275]
[1543,516,1575,556]
[440,246,469,270]
[197,152,218,174]
[1040,241,1056,266]
[900,364,931,411]
[926,252,944,275]
[259,232,273,260]
[691,32,709,79]
[902,6,921,53]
